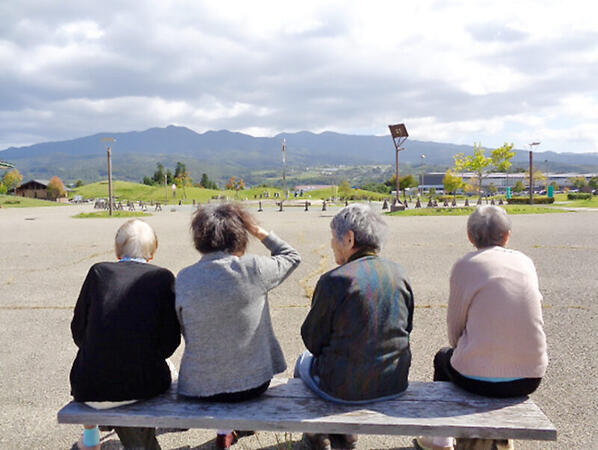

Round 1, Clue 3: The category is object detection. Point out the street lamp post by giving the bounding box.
[420,154,426,197]
[101,137,116,216]
[388,123,408,212]
[282,138,287,202]
[528,142,540,204]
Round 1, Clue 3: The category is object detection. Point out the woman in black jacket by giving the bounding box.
[70,219,180,450]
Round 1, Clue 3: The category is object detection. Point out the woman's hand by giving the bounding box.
[245,217,269,241]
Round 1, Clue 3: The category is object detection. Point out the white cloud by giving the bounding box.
[0,0,597,153]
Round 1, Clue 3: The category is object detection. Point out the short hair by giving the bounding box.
[114,219,158,260]
[191,203,252,254]
[330,203,387,252]
[467,205,512,249]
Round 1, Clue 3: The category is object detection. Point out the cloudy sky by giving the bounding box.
[1,0,597,153]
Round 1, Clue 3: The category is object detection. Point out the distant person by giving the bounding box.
[70,219,180,450]
[297,204,414,450]
[176,203,301,449]
[414,206,548,450]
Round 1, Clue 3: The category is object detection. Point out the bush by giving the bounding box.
[567,192,592,200]
[507,196,555,204]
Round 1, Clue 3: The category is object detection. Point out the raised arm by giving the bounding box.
[246,219,301,291]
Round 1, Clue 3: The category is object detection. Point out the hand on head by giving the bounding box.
[241,213,269,241]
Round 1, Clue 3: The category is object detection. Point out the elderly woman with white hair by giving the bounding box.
[297,204,414,450]
[70,219,180,450]
[415,206,548,450]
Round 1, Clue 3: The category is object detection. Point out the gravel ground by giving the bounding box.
[0,203,596,449]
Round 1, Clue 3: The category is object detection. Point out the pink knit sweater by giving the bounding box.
[448,246,548,379]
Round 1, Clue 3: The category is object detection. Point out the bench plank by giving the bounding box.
[57,378,556,441]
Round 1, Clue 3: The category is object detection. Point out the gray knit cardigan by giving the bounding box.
[175,232,301,397]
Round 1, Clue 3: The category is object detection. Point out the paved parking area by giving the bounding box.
[1,204,596,449]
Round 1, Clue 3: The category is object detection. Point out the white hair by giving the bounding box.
[330,203,388,251]
[467,206,511,249]
[114,219,158,260]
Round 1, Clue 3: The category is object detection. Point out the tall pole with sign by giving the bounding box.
[388,124,409,211]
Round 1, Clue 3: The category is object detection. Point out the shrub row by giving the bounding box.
[567,193,592,200]
[507,196,555,204]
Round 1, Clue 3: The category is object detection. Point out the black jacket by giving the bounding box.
[70,261,181,402]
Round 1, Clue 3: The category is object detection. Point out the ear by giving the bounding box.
[467,231,476,247]
[501,230,511,247]
[345,230,355,249]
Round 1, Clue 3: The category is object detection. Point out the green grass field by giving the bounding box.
[0,194,66,208]
[71,181,390,203]
[387,205,570,216]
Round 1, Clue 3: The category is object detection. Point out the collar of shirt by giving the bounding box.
[119,257,147,263]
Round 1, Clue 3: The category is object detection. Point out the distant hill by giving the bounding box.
[1,125,597,184]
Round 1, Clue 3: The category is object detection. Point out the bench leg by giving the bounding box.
[455,438,514,450]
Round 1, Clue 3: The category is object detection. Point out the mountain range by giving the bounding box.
[1,125,597,185]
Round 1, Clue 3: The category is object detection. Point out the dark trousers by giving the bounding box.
[114,426,160,450]
[433,347,542,398]
[183,380,270,403]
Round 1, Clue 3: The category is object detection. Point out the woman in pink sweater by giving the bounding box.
[415,206,548,450]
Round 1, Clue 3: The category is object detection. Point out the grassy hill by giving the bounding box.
[70,181,288,203]
[0,194,66,208]
[71,180,390,203]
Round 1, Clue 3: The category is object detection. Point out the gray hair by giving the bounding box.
[467,205,511,249]
[330,203,387,252]
[115,219,158,260]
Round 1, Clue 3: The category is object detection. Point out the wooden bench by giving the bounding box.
[58,377,556,444]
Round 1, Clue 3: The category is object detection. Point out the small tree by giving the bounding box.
[226,176,245,197]
[75,179,84,187]
[0,182,7,195]
[525,169,547,191]
[385,174,418,201]
[443,169,464,201]
[399,174,418,201]
[454,142,515,199]
[152,163,166,184]
[569,176,588,190]
[513,180,526,193]
[454,143,492,199]
[199,173,218,190]
[2,168,23,194]
[175,168,193,199]
[47,176,66,200]
[589,177,598,190]
[338,180,353,199]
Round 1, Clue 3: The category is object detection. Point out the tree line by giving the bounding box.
[142,162,218,191]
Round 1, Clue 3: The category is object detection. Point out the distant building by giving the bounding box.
[422,172,597,192]
[15,179,69,202]
[294,184,334,192]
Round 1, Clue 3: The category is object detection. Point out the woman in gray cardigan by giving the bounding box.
[176,203,301,449]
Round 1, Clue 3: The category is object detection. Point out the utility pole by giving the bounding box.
[164,173,168,203]
[528,142,540,205]
[101,137,116,216]
[282,138,288,206]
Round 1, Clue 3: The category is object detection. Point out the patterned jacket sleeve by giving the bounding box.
[301,275,336,357]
